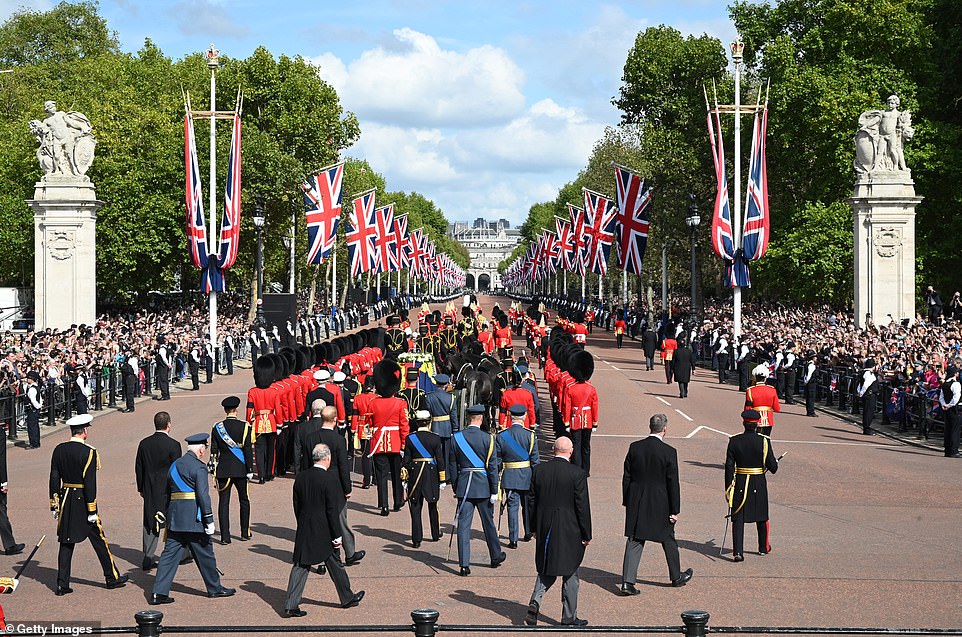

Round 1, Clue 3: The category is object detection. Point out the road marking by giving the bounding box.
[611,365,620,371]
[675,409,693,422]
[656,397,671,406]
[684,425,732,438]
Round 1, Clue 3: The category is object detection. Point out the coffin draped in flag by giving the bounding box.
[613,165,652,274]
[707,101,749,288]
[372,203,399,274]
[346,190,378,277]
[743,107,770,263]
[302,162,344,265]
[582,188,617,276]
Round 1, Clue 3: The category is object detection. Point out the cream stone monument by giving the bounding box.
[851,95,922,329]
[27,100,101,329]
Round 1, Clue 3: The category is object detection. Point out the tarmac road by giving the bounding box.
[5,295,962,630]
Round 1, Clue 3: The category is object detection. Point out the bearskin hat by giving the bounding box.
[312,343,325,364]
[270,353,289,379]
[462,306,473,318]
[387,315,401,326]
[253,356,275,389]
[373,359,403,397]
[298,345,314,370]
[497,314,508,329]
[279,347,297,374]
[569,349,594,382]
[617,309,625,320]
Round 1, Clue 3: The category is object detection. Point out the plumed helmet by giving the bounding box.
[373,359,403,397]
[752,363,769,378]
[253,356,276,390]
[569,349,595,382]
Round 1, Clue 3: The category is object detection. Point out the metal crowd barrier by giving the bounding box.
[85,608,962,636]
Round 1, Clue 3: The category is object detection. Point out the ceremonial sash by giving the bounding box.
[407,433,435,465]
[169,462,201,522]
[215,421,245,465]
[499,429,532,464]
[453,431,489,471]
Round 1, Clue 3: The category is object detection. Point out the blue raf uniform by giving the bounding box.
[150,433,234,605]
[447,405,505,576]
[425,373,459,479]
[497,405,540,547]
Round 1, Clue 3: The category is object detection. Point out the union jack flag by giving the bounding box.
[742,107,770,262]
[542,229,560,276]
[345,189,378,277]
[614,165,652,274]
[409,228,425,278]
[216,113,242,272]
[555,216,575,270]
[582,188,616,276]
[301,162,344,265]
[184,113,208,271]
[392,214,410,270]
[372,204,399,274]
[707,105,735,263]
[568,203,588,275]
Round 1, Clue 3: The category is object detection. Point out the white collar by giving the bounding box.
[648,432,666,440]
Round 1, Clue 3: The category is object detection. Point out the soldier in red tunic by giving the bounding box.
[495,314,513,354]
[369,360,410,516]
[499,371,537,430]
[563,350,599,476]
[247,356,280,484]
[613,309,627,349]
[745,364,781,437]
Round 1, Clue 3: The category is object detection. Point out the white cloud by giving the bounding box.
[168,0,249,38]
[315,28,526,128]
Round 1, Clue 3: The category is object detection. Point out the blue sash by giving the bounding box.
[499,429,531,462]
[407,433,435,465]
[453,431,484,470]
[215,421,245,465]
[169,462,201,522]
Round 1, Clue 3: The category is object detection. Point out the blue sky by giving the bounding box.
[1,0,737,225]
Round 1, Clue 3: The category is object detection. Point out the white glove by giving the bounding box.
[246,473,254,481]
[87,514,98,524]
[439,483,447,491]
[204,523,215,536]
[489,494,498,504]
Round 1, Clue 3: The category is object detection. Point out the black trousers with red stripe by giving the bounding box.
[732,518,770,556]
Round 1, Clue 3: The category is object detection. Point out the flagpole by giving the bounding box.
[563,270,567,298]
[289,207,296,293]
[732,38,744,341]
[622,270,628,308]
[332,240,337,313]
[207,45,219,355]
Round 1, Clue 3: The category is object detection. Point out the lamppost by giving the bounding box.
[685,194,701,320]
[661,237,677,313]
[253,196,265,325]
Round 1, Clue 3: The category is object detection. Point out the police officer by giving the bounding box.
[154,335,172,401]
[188,342,201,391]
[802,352,818,417]
[49,414,128,595]
[448,405,505,576]
[150,433,234,605]
[23,371,42,450]
[210,396,255,545]
[724,410,779,561]
[497,405,539,548]
[402,410,445,547]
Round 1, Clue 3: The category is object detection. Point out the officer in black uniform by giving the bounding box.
[384,315,408,360]
[154,335,172,400]
[188,342,201,391]
[120,351,137,413]
[150,433,234,605]
[402,410,445,547]
[399,368,426,422]
[210,396,255,545]
[49,414,128,595]
[724,409,780,562]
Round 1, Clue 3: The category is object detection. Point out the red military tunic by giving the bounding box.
[246,386,280,439]
[614,319,627,335]
[352,390,376,442]
[368,396,409,455]
[573,323,588,344]
[661,337,677,364]
[564,381,598,430]
[499,387,537,429]
[495,326,513,350]
[324,381,347,422]
[478,331,495,355]
[271,379,294,425]
[745,383,781,428]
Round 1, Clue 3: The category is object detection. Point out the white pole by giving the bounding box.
[732,42,743,340]
[331,243,337,310]
[598,274,602,303]
[622,269,628,308]
[207,47,218,352]
[289,208,296,294]
[563,270,567,298]
[581,273,585,300]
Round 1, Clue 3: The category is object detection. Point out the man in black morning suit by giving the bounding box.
[135,411,182,570]
[210,396,255,545]
[316,405,365,567]
[0,413,24,556]
[725,409,780,561]
[49,414,128,595]
[620,413,693,595]
[295,399,327,473]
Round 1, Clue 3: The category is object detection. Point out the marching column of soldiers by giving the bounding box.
[34,293,788,628]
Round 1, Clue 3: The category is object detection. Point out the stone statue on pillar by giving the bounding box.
[27,100,102,330]
[850,94,922,329]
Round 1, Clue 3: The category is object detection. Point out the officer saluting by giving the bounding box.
[210,396,255,545]
[724,410,780,562]
[402,410,445,548]
[448,404,505,577]
[150,433,234,605]
[497,404,539,548]
[49,414,128,595]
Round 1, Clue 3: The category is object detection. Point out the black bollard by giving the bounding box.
[411,608,439,637]
[46,383,56,427]
[107,366,117,408]
[144,364,152,396]
[681,610,710,637]
[93,367,103,411]
[134,610,163,637]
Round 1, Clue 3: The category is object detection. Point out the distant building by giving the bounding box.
[449,222,523,291]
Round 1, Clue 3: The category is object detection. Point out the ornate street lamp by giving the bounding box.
[253,196,265,325]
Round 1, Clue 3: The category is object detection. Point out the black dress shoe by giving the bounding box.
[209,587,236,598]
[393,504,403,512]
[732,554,744,562]
[179,555,194,566]
[55,586,73,596]
[431,531,443,541]
[412,541,421,549]
[620,582,641,596]
[345,550,366,566]
[507,541,518,549]
[106,574,129,589]
[458,566,471,576]
[149,593,174,605]
[524,601,539,626]
[490,553,506,568]
[522,533,533,542]
[758,547,771,555]
[671,568,693,587]
[4,543,25,556]
[219,538,231,545]
[341,590,364,608]
[240,534,252,542]
[360,483,371,489]
[562,618,589,626]
[285,608,307,618]
[142,557,158,571]
[379,508,389,517]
